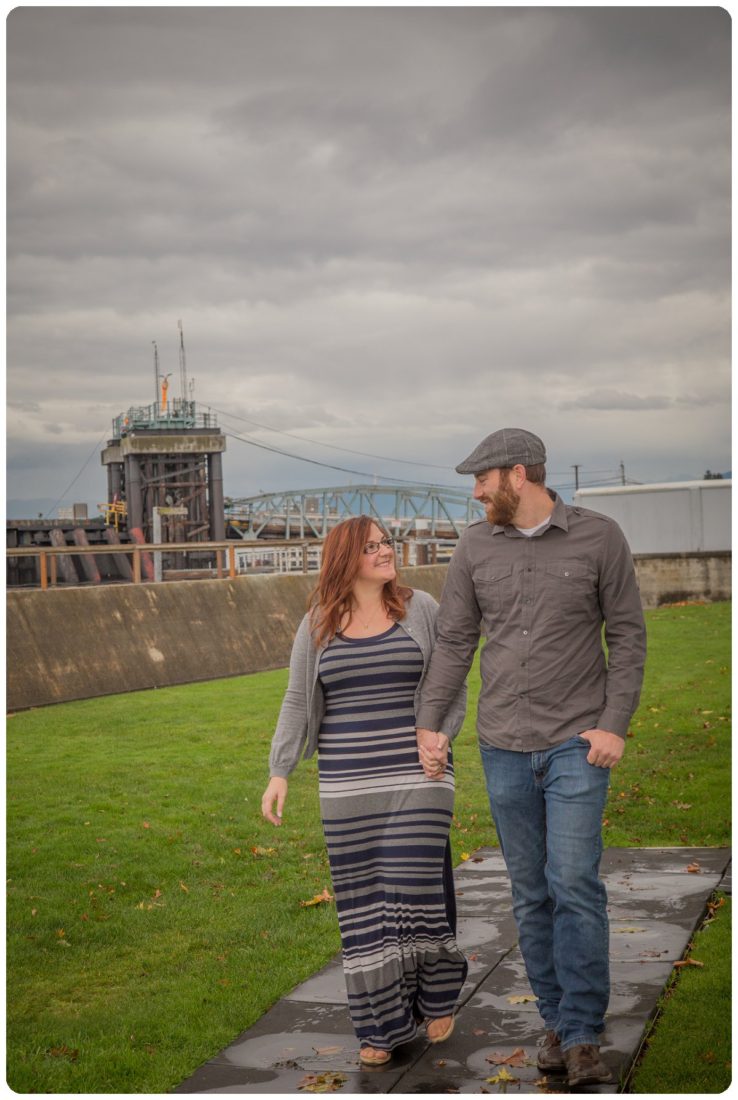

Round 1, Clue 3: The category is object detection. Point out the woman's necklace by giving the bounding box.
[354,602,384,630]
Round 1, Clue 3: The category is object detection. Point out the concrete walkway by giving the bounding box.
[176,846,731,1094]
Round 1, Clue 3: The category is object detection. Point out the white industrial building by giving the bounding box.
[573,480,731,555]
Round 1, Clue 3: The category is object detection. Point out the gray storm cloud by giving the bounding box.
[7,7,730,512]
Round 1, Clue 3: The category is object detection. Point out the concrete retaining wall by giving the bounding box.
[6,566,447,712]
[633,552,731,609]
[7,554,730,711]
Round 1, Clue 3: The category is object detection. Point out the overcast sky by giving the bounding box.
[7,6,731,515]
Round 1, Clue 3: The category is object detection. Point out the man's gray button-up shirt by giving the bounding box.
[417,492,647,752]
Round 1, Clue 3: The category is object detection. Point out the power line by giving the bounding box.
[43,431,109,519]
[222,428,464,490]
[209,404,454,471]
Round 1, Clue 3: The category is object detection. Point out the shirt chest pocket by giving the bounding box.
[544,560,596,609]
[475,563,514,618]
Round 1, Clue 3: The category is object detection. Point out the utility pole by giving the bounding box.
[620,461,626,485]
[572,464,581,490]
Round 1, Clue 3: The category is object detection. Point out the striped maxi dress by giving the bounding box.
[317,622,468,1052]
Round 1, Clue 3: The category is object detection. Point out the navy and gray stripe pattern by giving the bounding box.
[318,623,468,1051]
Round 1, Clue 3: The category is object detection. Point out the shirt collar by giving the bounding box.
[491,489,569,537]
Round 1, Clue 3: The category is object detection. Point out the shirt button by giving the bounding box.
[523,630,529,636]
[564,571,570,577]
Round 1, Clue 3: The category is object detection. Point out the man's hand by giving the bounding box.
[261,776,288,825]
[416,728,450,780]
[579,729,625,768]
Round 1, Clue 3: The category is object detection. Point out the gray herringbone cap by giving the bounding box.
[455,428,546,475]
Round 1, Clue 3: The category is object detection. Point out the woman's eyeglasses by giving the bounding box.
[362,537,395,555]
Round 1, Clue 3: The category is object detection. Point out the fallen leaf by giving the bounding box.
[640,949,665,958]
[507,994,537,1004]
[468,953,479,961]
[47,1045,79,1061]
[472,856,485,863]
[472,1028,487,1036]
[313,1045,344,1056]
[435,1059,447,1067]
[460,852,470,861]
[300,887,334,908]
[31,908,37,917]
[179,881,189,893]
[298,1070,347,1092]
[486,1047,530,1067]
[613,926,647,934]
[673,958,704,968]
[672,801,692,810]
[142,822,151,829]
[687,862,702,873]
[486,1067,518,1084]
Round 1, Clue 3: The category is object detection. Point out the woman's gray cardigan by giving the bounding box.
[268,588,468,779]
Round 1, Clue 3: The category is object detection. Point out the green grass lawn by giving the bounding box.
[7,601,730,1092]
[629,892,731,1094]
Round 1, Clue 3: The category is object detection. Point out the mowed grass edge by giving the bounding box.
[7,601,730,1092]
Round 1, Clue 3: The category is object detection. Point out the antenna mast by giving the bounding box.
[178,320,188,404]
[152,341,160,405]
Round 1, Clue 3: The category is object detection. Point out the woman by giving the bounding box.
[261,515,468,1067]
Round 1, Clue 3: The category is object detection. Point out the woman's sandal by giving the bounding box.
[359,1046,392,1066]
[426,1015,455,1044]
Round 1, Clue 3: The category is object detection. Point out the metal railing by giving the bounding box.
[7,536,454,590]
[112,401,219,439]
[7,539,324,589]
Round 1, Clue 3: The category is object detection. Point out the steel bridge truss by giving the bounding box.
[226,484,484,541]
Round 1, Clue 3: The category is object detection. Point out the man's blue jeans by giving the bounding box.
[480,735,611,1051]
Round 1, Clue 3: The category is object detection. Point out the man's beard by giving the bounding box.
[483,474,520,526]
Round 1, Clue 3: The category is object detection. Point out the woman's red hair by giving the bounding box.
[309,515,412,646]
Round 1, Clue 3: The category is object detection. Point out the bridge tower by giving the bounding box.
[101,333,226,546]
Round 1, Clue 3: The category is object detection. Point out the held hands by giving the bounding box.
[579,728,625,768]
[416,727,450,780]
[261,777,288,825]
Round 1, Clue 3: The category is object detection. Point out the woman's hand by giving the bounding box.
[416,728,449,780]
[261,777,288,825]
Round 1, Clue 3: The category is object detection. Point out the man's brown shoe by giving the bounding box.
[563,1044,612,1086]
[537,1030,566,1072]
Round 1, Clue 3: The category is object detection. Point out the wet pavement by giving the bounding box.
[176,847,730,1094]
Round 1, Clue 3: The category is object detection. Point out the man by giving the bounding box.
[416,428,646,1088]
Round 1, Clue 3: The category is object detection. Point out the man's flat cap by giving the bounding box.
[455,428,546,475]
